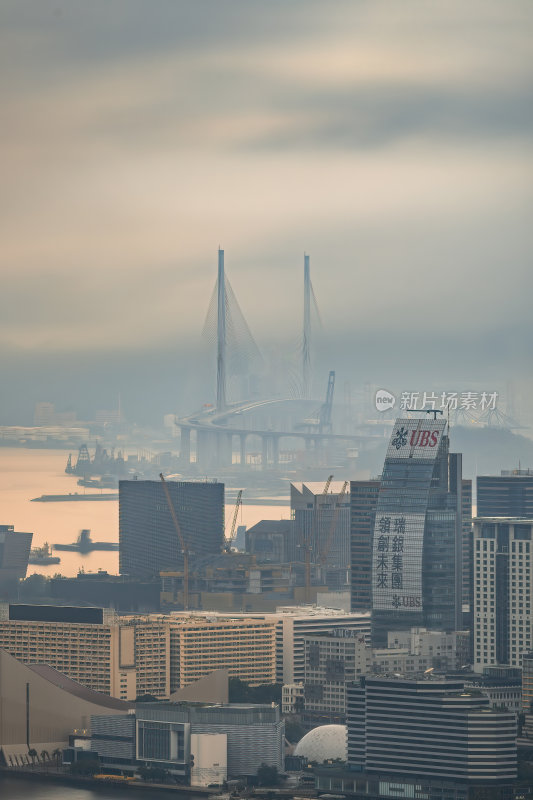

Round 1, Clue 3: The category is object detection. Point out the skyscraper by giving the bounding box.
[291,481,350,588]
[119,480,224,579]
[477,470,533,518]
[371,417,463,644]
[350,480,380,611]
[473,517,533,671]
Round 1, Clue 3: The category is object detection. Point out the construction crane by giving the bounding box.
[319,480,348,568]
[226,490,243,549]
[159,473,189,610]
[301,475,333,603]
[294,370,336,434]
[318,371,335,434]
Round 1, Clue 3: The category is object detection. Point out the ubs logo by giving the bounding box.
[392,595,421,608]
[392,427,440,449]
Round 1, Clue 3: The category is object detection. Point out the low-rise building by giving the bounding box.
[91,702,284,781]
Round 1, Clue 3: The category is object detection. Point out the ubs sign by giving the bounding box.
[387,419,446,460]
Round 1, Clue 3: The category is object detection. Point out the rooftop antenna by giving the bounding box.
[423,408,443,421]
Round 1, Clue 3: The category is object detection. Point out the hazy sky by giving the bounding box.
[1,1,532,423]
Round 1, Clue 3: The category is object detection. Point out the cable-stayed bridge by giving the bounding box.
[177,250,372,471]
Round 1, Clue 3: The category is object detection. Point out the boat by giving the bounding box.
[31,493,119,502]
[54,529,118,553]
[28,543,61,565]
[77,474,117,489]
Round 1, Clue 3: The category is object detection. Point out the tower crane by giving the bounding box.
[159,473,190,611]
[226,490,243,549]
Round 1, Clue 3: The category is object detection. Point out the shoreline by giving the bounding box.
[0,768,217,795]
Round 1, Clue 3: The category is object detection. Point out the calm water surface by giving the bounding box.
[0,448,289,578]
[0,775,198,799]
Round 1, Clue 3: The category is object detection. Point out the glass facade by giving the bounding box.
[372,418,462,644]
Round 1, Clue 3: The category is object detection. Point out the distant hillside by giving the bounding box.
[355,425,533,483]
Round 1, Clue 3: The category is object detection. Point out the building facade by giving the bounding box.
[0,605,277,700]
[350,481,380,612]
[291,481,351,588]
[347,676,516,783]
[371,418,463,645]
[477,470,533,518]
[91,703,284,780]
[473,517,533,671]
[0,524,32,584]
[119,480,224,579]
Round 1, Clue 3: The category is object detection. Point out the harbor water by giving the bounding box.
[0,447,289,578]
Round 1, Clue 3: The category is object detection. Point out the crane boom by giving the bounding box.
[228,490,243,543]
[159,473,189,610]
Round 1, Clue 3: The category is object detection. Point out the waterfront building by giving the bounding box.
[350,480,380,612]
[119,479,224,579]
[477,470,533,518]
[0,524,32,584]
[347,676,516,783]
[473,517,533,671]
[0,648,131,766]
[90,702,284,781]
[371,417,463,645]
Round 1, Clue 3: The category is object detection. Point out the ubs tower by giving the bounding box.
[371,417,463,645]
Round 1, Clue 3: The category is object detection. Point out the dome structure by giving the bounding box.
[293,724,347,763]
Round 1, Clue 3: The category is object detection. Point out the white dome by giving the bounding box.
[293,724,347,763]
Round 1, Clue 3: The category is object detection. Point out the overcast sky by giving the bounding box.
[1,1,532,424]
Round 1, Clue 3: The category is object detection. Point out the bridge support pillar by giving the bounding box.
[240,434,247,466]
[262,436,269,469]
[272,435,279,466]
[179,427,191,464]
[217,432,233,467]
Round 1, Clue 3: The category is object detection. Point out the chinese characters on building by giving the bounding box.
[376,516,405,590]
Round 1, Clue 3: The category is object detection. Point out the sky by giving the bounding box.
[1,0,532,425]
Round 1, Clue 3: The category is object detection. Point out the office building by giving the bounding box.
[291,481,351,588]
[461,478,473,610]
[90,702,284,781]
[119,479,224,579]
[302,629,371,724]
[347,676,516,782]
[245,519,297,563]
[274,605,371,684]
[371,417,463,644]
[0,524,32,584]
[350,480,380,612]
[300,627,467,725]
[473,517,533,671]
[477,470,533,518]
